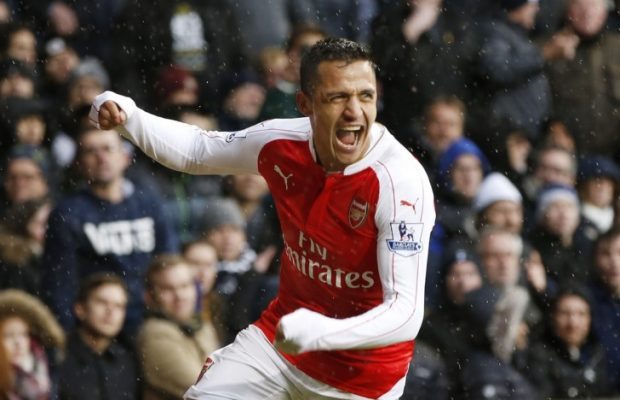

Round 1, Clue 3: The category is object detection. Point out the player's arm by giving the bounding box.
[275,160,435,354]
[90,91,270,175]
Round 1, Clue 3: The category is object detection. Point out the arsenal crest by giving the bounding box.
[348,197,369,229]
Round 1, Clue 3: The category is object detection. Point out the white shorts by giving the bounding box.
[183,325,405,400]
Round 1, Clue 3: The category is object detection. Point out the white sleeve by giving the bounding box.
[278,159,435,352]
[90,91,271,175]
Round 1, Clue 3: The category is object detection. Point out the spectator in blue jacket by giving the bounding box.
[41,126,178,336]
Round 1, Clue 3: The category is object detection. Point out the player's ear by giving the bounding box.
[296,91,312,117]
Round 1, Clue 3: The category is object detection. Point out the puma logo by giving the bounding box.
[274,165,293,191]
[400,198,419,214]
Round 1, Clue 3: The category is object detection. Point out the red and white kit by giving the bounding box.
[91,92,436,400]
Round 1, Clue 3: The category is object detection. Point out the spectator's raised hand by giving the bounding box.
[542,29,580,61]
[402,0,442,43]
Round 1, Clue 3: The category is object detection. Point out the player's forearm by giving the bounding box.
[278,292,423,352]
[91,91,214,174]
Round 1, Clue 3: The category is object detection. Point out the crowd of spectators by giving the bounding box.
[0,0,620,399]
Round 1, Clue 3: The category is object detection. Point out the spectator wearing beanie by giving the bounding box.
[419,240,483,393]
[218,69,266,132]
[155,65,199,110]
[40,37,81,102]
[1,145,53,215]
[474,172,524,235]
[201,198,274,344]
[428,139,490,297]
[66,57,110,111]
[577,155,620,236]
[529,184,594,287]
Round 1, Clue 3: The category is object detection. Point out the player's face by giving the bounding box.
[297,60,377,172]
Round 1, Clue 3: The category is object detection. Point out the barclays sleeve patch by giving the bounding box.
[386,221,424,256]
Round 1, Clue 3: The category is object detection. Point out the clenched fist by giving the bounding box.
[97,100,127,130]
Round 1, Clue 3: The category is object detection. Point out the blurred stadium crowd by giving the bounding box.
[0,0,620,399]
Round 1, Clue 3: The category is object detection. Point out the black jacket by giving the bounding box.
[525,334,612,399]
[470,16,550,148]
[58,333,140,400]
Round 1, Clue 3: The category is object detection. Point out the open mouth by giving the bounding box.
[335,126,363,151]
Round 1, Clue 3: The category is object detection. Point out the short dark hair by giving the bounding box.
[299,38,374,95]
[75,272,128,304]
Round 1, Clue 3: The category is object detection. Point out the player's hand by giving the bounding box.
[274,322,302,355]
[98,100,127,130]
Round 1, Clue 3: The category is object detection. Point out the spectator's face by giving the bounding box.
[445,261,482,305]
[481,200,523,234]
[166,75,199,106]
[425,103,464,153]
[535,149,575,187]
[79,130,129,185]
[184,242,218,294]
[553,294,591,348]
[15,115,46,146]
[1,316,30,364]
[232,174,268,203]
[0,73,35,98]
[45,49,80,84]
[297,60,377,172]
[75,283,128,339]
[223,82,266,120]
[595,236,620,295]
[581,177,615,208]
[69,76,104,109]
[541,199,580,238]
[7,28,37,66]
[288,32,325,82]
[451,154,483,200]
[207,224,246,262]
[479,233,521,288]
[568,0,608,38]
[545,121,576,153]
[4,159,48,204]
[149,264,197,323]
[0,1,10,23]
